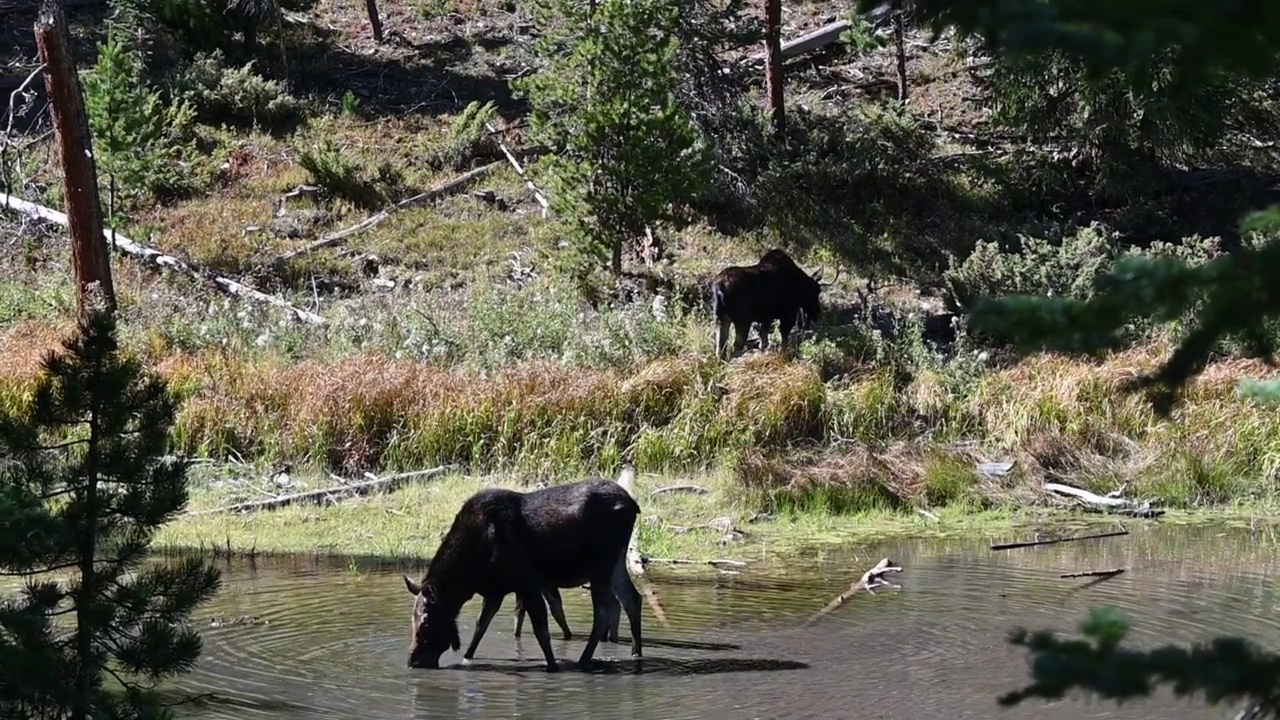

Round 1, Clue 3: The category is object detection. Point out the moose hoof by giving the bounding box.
[545,662,561,673]
[562,632,573,641]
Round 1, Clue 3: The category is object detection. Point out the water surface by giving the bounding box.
[179,522,1280,719]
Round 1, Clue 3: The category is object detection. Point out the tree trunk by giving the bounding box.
[764,0,785,137]
[72,412,102,720]
[365,0,384,43]
[893,10,908,105]
[34,0,117,319]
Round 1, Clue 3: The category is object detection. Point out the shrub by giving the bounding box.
[174,52,308,129]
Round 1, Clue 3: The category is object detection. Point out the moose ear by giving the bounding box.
[811,267,824,282]
[403,575,422,596]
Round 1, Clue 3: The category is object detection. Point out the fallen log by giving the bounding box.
[0,193,326,325]
[809,557,903,623]
[267,160,502,269]
[615,464,647,577]
[784,20,853,59]
[650,483,708,498]
[1060,568,1126,580]
[748,20,853,63]
[1043,482,1132,507]
[484,121,549,216]
[990,527,1129,552]
[188,465,457,516]
[645,557,748,570]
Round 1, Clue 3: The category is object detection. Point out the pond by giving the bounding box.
[178,521,1280,719]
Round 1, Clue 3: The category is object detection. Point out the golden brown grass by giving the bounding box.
[3,322,1278,512]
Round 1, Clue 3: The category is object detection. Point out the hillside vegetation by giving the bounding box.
[3,0,1280,518]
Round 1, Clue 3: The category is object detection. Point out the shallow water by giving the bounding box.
[177,522,1280,719]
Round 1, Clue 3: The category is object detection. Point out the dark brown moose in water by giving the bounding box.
[710,248,836,361]
[401,479,643,671]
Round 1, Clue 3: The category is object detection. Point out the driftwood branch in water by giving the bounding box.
[641,584,668,627]
[189,465,457,516]
[1059,568,1126,580]
[268,160,502,269]
[809,558,903,622]
[989,527,1129,551]
[615,464,647,577]
[0,193,326,325]
[484,121,549,215]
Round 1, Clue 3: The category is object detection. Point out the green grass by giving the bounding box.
[155,463,1280,568]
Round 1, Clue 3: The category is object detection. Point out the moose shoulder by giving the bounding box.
[400,479,642,672]
[710,248,837,361]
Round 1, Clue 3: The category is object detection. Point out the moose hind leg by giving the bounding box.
[544,586,573,641]
[731,321,750,357]
[517,588,560,672]
[513,595,525,637]
[611,551,644,658]
[716,317,732,361]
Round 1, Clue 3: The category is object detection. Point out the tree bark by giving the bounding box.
[35,0,117,319]
[764,0,785,137]
[365,0,384,43]
[893,9,908,105]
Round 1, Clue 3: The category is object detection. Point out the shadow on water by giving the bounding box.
[164,521,1280,719]
[451,657,809,675]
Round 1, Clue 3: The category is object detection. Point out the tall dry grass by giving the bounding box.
[2,320,1279,512]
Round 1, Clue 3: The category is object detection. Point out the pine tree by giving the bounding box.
[515,0,712,276]
[0,308,221,720]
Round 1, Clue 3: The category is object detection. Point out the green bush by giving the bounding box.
[174,52,308,129]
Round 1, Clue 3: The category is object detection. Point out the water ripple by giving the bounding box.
[178,525,1280,720]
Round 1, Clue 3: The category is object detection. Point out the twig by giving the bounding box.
[187,465,457,516]
[649,483,708,498]
[0,192,326,325]
[267,160,502,269]
[484,120,549,216]
[989,527,1129,552]
[1059,568,1126,579]
[809,558,903,623]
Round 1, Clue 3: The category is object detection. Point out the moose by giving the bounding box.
[400,479,643,672]
[710,248,837,361]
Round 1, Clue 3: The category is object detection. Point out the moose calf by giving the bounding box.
[513,580,624,643]
[401,479,643,672]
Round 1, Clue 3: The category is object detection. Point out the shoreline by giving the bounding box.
[155,467,1280,570]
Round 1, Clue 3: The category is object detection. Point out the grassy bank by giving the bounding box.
[6,313,1280,524]
[5,0,1280,569]
[154,463,1280,569]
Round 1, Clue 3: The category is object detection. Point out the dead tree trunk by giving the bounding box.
[35,0,116,318]
[764,0,785,137]
[892,9,908,105]
[364,0,384,43]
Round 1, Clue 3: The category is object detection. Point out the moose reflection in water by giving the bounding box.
[401,479,643,671]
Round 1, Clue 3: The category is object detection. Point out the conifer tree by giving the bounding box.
[0,307,221,720]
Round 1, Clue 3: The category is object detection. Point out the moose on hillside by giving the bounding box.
[710,248,837,360]
[400,479,643,672]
